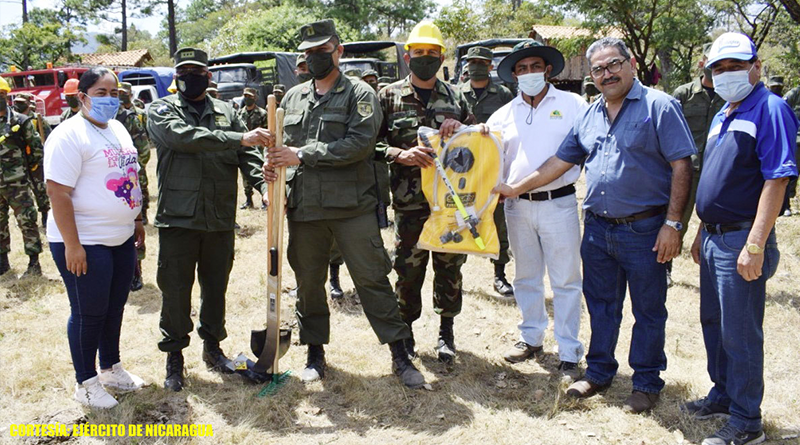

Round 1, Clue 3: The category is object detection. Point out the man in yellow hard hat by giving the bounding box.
[376,20,475,366]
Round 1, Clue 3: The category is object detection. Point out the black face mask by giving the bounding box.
[306,50,337,80]
[14,102,28,114]
[66,96,80,109]
[177,73,209,100]
[409,55,442,81]
[468,63,490,81]
[244,97,256,107]
[297,72,313,83]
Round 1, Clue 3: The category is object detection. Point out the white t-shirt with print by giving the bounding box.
[44,114,142,246]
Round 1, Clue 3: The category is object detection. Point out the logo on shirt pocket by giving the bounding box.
[550,110,563,119]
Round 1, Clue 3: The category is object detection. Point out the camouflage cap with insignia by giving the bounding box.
[361,69,379,79]
[296,54,306,67]
[298,19,338,51]
[119,82,133,93]
[207,80,218,91]
[466,46,493,61]
[243,87,257,97]
[273,84,286,93]
[174,46,208,68]
[768,76,784,87]
[14,93,30,103]
[583,76,594,85]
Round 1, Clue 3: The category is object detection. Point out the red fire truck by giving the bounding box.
[1,65,90,126]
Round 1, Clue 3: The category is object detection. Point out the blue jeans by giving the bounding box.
[581,212,668,394]
[700,228,779,432]
[51,237,136,383]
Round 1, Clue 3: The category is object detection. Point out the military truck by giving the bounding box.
[340,41,409,82]
[207,52,300,107]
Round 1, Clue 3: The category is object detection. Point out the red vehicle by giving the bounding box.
[1,66,90,126]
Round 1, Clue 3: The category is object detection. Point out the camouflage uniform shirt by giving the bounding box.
[1,111,42,184]
[672,76,726,170]
[458,79,513,124]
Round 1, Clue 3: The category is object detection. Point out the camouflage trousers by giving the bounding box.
[242,147,263,199]
[394,208,466,323]
[138,166,148,261]
[490,202,510,265]
[0,182,42,255]
[28,167,50,213]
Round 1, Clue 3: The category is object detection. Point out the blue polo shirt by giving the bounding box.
[557,80,696,218]
[696,82,799,224]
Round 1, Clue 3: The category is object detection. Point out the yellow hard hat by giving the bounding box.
[0,76,10,93]
[405,21,445,51]
[168,78,177,93]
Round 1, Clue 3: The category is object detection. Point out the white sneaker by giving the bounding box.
[301,366,322,383]
[74,376,119,409]
[98,363,145,392]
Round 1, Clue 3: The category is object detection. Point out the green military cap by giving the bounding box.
[768,76,784,87]
[14,93,30,103]
[273,84,286,93]
[361,69,379,79]
[119,82,132,93]
[243,87,257,97]
[174,47,208,68]
[466,46,493,61]
[377,76,391,83]
[296,54,306,67]
[583,76,594,85]
[344,68,362,78]
[298,19,338,51]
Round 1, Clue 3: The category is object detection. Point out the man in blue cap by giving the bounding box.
[683,32,798,445]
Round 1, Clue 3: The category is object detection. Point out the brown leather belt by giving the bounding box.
[518,184,576,201]
[593,205,666,224]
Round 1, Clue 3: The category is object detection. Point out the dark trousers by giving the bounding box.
[288,212,410,345]
[51,237,136,383]
[157,228,235,352]
[490,202,511,265]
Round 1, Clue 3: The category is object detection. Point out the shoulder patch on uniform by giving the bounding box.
[357,101,374,118]
[156,104,169,115]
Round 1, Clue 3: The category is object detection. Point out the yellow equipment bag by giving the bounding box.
[417,126,504,259]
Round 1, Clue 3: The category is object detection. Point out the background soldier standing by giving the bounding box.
[783,81,800,216]
[148,47,271,392]
[0,78,43,277]
[61,79,82,123]
[376,21,475,365]
[361,70,380,92]
[582,76,600,103]
[14,93,50,228]
[238,87,268,210]
[272,84,286,104]
[116,82,152,291]
[458,46,514,300]
[266,20,424,388]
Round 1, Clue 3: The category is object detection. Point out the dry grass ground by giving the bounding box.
[1,163,799,445]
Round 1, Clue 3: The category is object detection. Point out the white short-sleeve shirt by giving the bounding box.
[44,114,142,246]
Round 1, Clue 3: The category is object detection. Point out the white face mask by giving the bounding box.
[712,65,756,103]
[516,72,546,97]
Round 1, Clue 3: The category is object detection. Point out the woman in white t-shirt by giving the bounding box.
[44,67,146,409]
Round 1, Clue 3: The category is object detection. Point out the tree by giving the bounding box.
[707,0,782,49]
[780,0,800,22]
[0,11,85,69]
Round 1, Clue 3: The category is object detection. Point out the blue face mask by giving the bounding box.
[83,95,120,124]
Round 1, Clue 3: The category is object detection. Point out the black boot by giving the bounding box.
[41,211,48,230]
[202,341,234,374]
[0,253,9,276]
[493,263,514,297]
[22,254,41,278]
[240,194,254,210]
[141,207,149,225]
[435,316,456,364]
[389,340,425,388]
[329,264,344,300]
[164,351,184,392]
[301,344,326,382]
[403,321,417,360]
[130,260,143,291]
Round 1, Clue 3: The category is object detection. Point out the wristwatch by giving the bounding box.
[746,243,764,254]
[664,219,683,232]
[296,149,304,166]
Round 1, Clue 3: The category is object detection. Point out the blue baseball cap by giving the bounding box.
[707,32,757,67]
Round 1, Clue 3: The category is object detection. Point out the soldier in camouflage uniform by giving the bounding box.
[782,83,800,215]
[376,21,475,365]
[61,79,82,123]
[361,70,379,92]
[116,82,152,290]
[582,76,600,104]
[14,93,51,227]
[237,87,268,210]
[458,46,515,299]
[671,43,725,283]
[273,84,286,105]
[0,78,43,277]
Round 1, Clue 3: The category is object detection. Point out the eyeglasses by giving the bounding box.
[590,58,629,79]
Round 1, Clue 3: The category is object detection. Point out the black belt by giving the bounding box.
[518,184,575,201]
[702,221,753,235]
[594,206,666,224]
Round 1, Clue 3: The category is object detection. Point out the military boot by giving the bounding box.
[329,264,344,300]
[493,263,514,297]
[140,207,149,225]
[0,253,9,276]
[130,260,143,291]
[301,344,326,382]
[41,211,48,230]
[240,193,254,210]
[164,351,184,392]
[403,321,417,360]
[22,254,41,278]
[202,341,234,374]
[389,340,425,388]
[435,316,456,365]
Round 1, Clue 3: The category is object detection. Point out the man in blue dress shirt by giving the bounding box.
[494,37,695,413]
